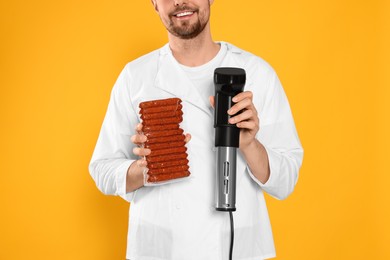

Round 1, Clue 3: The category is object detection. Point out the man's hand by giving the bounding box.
[126,123,149,193]
[131,123,151,166]
[210,91,270,184]
[209,91,260,149]
[126,123,192,193]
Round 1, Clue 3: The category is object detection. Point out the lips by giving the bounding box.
[171,9,197,18]
[175,11,194,17]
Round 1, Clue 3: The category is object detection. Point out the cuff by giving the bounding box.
[115,159,137,202]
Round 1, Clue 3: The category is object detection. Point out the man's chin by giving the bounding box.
[169,24,205,39]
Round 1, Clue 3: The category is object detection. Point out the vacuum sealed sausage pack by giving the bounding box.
[138,97,191,185]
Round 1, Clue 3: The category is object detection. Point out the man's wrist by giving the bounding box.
[126,161,145,193]
[240,139,259,155]
[240,139,271,184]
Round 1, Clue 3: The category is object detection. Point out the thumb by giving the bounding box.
[184,133,192,143]
[209,96,215,108]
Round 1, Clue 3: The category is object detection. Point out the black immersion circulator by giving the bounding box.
[214,67,246,212]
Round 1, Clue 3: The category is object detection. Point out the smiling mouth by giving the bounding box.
[173,11,195,18]
[176,11,194,17]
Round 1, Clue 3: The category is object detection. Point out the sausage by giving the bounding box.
[146,134,185,144]
[142,115,183,126]
[139,98,181,109]
[139,97,190,183]
[142,123,179,132]
[146,152,188,163]
[144,129,184,139]
[141,110,183,120]
[148,158,189,169]
[148,171,190,183]
[148,164,190,175]
[145,141,186,150]
[149,146,187,157]
[140,104,183,115]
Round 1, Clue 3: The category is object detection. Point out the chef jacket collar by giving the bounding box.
[154,42,245,116]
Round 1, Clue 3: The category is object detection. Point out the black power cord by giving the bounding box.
[229,211,234,260]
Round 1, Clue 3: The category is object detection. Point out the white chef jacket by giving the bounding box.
[89,42,303,260]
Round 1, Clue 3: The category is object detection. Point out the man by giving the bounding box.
[89,0,303,259]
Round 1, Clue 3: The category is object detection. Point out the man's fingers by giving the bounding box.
[228,109,254,124]
[136,158,147,167]
[228,97,253,115]
[131,134,147,145]
[209,96,215,108]
[133,147,151,156]
[228,91,254,114]
[236,120,258,131]
[232,91,253,103]
[135,123,143,133]
[184,133,192,143]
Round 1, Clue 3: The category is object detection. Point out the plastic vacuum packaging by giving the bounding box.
[138,97,191,185]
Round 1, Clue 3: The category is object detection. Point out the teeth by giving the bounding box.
[176,11,193,17]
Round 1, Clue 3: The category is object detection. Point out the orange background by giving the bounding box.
[1,0,389,259]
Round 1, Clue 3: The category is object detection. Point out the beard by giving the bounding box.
[163,5,210,40]
[167,16,208,39]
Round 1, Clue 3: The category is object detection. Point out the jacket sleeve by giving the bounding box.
[89,66,140,202]
[247,69,304,200]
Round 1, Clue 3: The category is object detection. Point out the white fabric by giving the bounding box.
[179,42,227,102]
[89,42,304,260]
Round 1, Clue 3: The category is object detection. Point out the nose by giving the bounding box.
[174,0,187,6]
